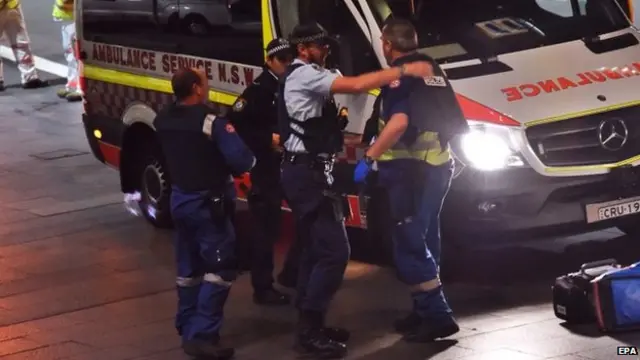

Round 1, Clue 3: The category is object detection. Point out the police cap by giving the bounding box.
[266,38,293,60]
[289,22,336,47]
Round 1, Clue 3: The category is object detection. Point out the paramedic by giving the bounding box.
[155,68,255,359]
[52,0,82,101]
[0,0,49,91]
[280,22,434,358]
[228,38,301,306]
[354,18,468,342]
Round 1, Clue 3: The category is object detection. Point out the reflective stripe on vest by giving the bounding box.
[0,0,20,10]
[52,0,73,20]
[377,118,451,165]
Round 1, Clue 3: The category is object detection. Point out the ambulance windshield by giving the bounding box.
[368,0,631,63]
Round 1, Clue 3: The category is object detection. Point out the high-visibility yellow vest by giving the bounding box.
[0,0,20,10]
[377,118,451,166]
[52,0,74,20]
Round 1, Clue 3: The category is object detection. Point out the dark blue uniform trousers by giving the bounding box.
[416,160,454,268]
[247,167,303,291]
[377,159,453,321]
[171,186,236,342]
[280,162,350,314]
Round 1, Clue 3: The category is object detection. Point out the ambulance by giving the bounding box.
[77,0,640,252]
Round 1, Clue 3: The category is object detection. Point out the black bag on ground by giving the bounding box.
[552,259,620,324]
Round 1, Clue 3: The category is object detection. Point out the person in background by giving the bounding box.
[228,38,302,306]
[0,0,49,91]
[52,0,82,102]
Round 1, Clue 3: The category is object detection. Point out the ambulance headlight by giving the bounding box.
[458,122,525,171]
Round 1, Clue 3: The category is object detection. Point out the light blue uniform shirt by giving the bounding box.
[283,58,341,153]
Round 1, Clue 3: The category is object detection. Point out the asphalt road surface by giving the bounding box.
[0,5,638,360]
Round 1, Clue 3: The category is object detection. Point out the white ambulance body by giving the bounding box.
[77,0,640,248]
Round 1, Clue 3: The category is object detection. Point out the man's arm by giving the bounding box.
[298,61,434,98]
[331,61,433,94]
[365,114,408,158]
[206,115,256,175]
[366,84,410,158]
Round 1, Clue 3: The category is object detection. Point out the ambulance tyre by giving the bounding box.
[138,144,173,229]
[183,14,211,35]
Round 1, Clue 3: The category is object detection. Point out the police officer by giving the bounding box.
[279,22,434,358]
[228,38,302,306]
[354,18,468,342]
[155,67,255,359]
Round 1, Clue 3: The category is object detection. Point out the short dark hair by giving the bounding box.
[382,18,418,52]
[268,51,294,63]
[171,68,202,101]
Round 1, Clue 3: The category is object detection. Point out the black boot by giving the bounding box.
[294,310,347,359]
[402,316,460,343]
[276,271,297,290]
[0,81,4,92]
[22,79,49,89]
[253,287,291,306]
[393,311,421,334]
[321,327,350,343]
[182,338,235,359]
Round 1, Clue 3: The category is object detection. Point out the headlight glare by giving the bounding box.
[457,122,525,171]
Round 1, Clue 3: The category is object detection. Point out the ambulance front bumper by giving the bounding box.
[445,165,640,239]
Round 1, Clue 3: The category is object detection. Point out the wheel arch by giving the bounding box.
[119,103,162,193]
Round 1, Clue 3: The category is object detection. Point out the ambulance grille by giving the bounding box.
[525,105,640,167]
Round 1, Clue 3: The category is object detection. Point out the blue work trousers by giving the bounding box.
[416,160,453,267]
[378,159,453,320]
[280,162,350,314]
[171,187,237,343]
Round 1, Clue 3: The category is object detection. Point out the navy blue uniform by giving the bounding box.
[228,67,302,295]
[280,59,349,313]
[375,52,460,341]
[154,103,255,343]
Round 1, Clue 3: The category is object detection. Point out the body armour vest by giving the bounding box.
[277,63,346,155]
[402,53,469,148]
[154,103,230,193]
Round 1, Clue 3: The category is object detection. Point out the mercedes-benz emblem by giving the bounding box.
[597,118,628,151]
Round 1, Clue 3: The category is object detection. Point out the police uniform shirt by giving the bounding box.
[283,58,340,153]
[229,67,279,162]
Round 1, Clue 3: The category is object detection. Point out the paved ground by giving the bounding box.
[0,7,639,360]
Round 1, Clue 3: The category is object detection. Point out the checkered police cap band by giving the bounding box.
[290,33,327,45]
[267,44,291,57]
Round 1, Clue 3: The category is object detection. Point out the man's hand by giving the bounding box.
[271,133,280,147]
[354,156,374,184]
[403,61,434,78]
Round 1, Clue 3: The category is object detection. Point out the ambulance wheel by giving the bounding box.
[183,14,210,35]
[138,152,173,229]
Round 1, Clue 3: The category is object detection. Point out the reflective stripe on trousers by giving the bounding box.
[60,21,80,91]
[0,5,38,83]
[176,276,202,287]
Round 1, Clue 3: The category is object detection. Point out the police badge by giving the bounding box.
[233,98,247,112]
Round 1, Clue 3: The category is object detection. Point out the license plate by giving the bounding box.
[585,196,640,223]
